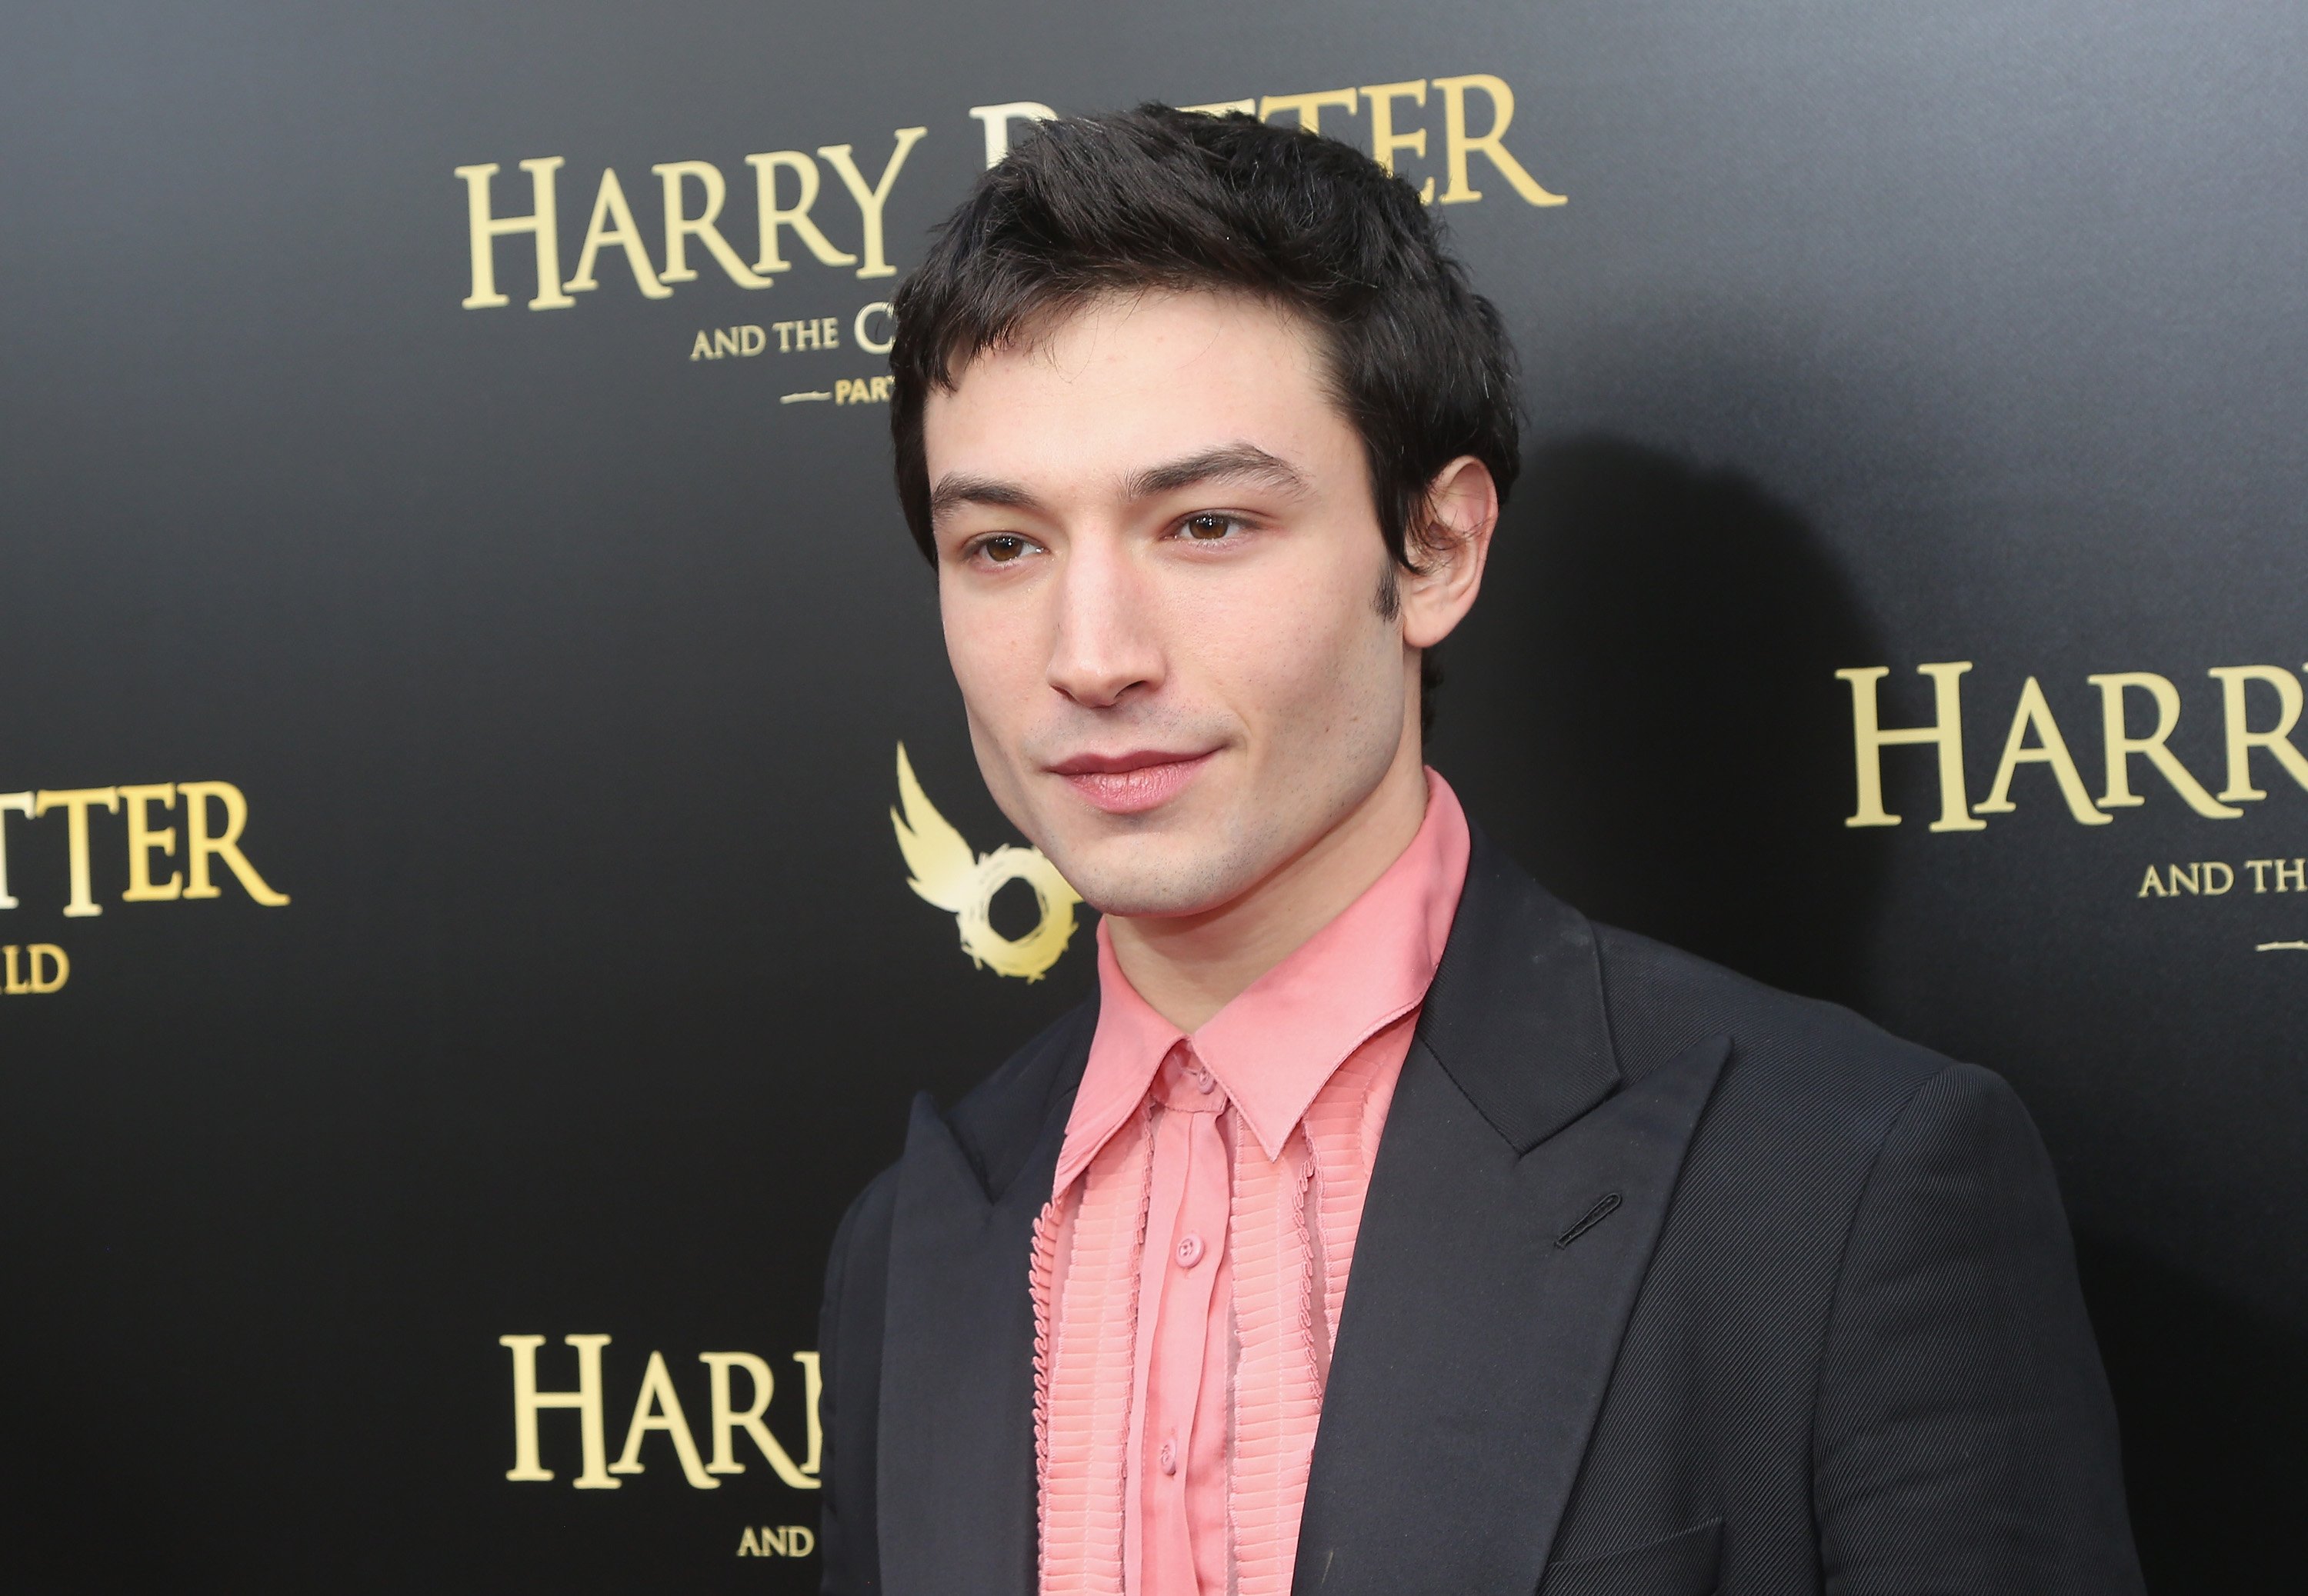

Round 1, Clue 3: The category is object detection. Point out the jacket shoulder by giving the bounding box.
[828,993,1094,1286]
[938,994,1098,1201]
[1591,921,1963,1124]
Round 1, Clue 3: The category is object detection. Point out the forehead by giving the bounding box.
[923,290,1355,498]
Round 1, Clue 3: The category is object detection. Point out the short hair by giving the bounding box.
[887,105,1522,572]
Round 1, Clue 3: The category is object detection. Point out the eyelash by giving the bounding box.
[961,513,1253,568]
[966,533,1043,567]
[1172,512,1249,543]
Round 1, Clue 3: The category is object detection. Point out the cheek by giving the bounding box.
[942,585,1038,705]
[1198,551,1395,728]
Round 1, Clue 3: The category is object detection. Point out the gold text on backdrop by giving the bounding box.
[455,130,928,308]
[1839,662,2308,828]
[0,945,69,995]
[455,74,1565,312]
[0,781,288,916]
[736,1524,817,1557]
[499,1336,822,1492]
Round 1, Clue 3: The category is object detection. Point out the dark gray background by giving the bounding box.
[2,2,2300,1589]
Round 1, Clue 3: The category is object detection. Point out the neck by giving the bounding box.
[1104,725,1430,1034]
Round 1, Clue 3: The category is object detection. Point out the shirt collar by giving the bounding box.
[1056,768,1472,1188]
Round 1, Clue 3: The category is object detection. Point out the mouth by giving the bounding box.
[1046,749,1217,815]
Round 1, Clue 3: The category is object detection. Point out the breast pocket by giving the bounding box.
[1536,1517,1723,1596]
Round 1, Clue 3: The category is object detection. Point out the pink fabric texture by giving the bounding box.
[1032,771,1471,1596]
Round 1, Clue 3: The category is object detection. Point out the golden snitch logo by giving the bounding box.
[891,744,1082,981]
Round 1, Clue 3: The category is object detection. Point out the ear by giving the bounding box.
[1397,455,1499,649]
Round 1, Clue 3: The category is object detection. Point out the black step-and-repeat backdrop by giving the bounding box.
[4,3,2302,1590]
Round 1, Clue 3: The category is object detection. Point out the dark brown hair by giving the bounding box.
[887,104,1522,574]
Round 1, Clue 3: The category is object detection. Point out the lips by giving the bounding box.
[1048,749,1215,815]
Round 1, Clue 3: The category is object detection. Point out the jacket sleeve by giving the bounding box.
[819,1166,899,1596]
[1811,1061,2143,1595]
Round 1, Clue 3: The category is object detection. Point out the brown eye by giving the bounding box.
[1182,514,1236,541]
[980,535,1029,563]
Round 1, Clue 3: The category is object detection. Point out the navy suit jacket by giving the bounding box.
[816,827,2144,1594]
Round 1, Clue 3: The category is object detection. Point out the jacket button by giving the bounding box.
[1157,1437,1178,1476]
[1176,1233,1206,1268]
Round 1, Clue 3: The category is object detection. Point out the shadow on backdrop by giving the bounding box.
[2077,1234,2305,1589]
[1432,435,1889,1008]
[1435,434,2297,1591]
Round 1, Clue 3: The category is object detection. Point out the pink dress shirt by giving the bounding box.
[1030,771,1472,1596]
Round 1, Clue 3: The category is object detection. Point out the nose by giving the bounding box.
[1046,534,1162,708]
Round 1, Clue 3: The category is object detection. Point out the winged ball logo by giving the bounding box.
[891,744,1082,980]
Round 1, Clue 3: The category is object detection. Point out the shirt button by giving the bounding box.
[1157,1437,1178,1476]
[1190,1068,1217,1095]
[1175,1233,1206,1268]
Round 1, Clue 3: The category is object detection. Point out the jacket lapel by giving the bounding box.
[876,1006,1092,1596]
[1295,831,1730,1595]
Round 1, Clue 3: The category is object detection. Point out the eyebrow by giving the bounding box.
[1121,443,1309,502]
[926,442,1309,528]
[927,473,1046,523]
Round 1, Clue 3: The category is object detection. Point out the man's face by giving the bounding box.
[923,290,1416,919]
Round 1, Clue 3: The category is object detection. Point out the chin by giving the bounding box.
[1046,833,1259,921]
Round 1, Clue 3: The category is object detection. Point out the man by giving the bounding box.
[819,106,2142,1594]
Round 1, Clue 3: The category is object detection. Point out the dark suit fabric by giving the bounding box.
[817,830,2143,1595]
